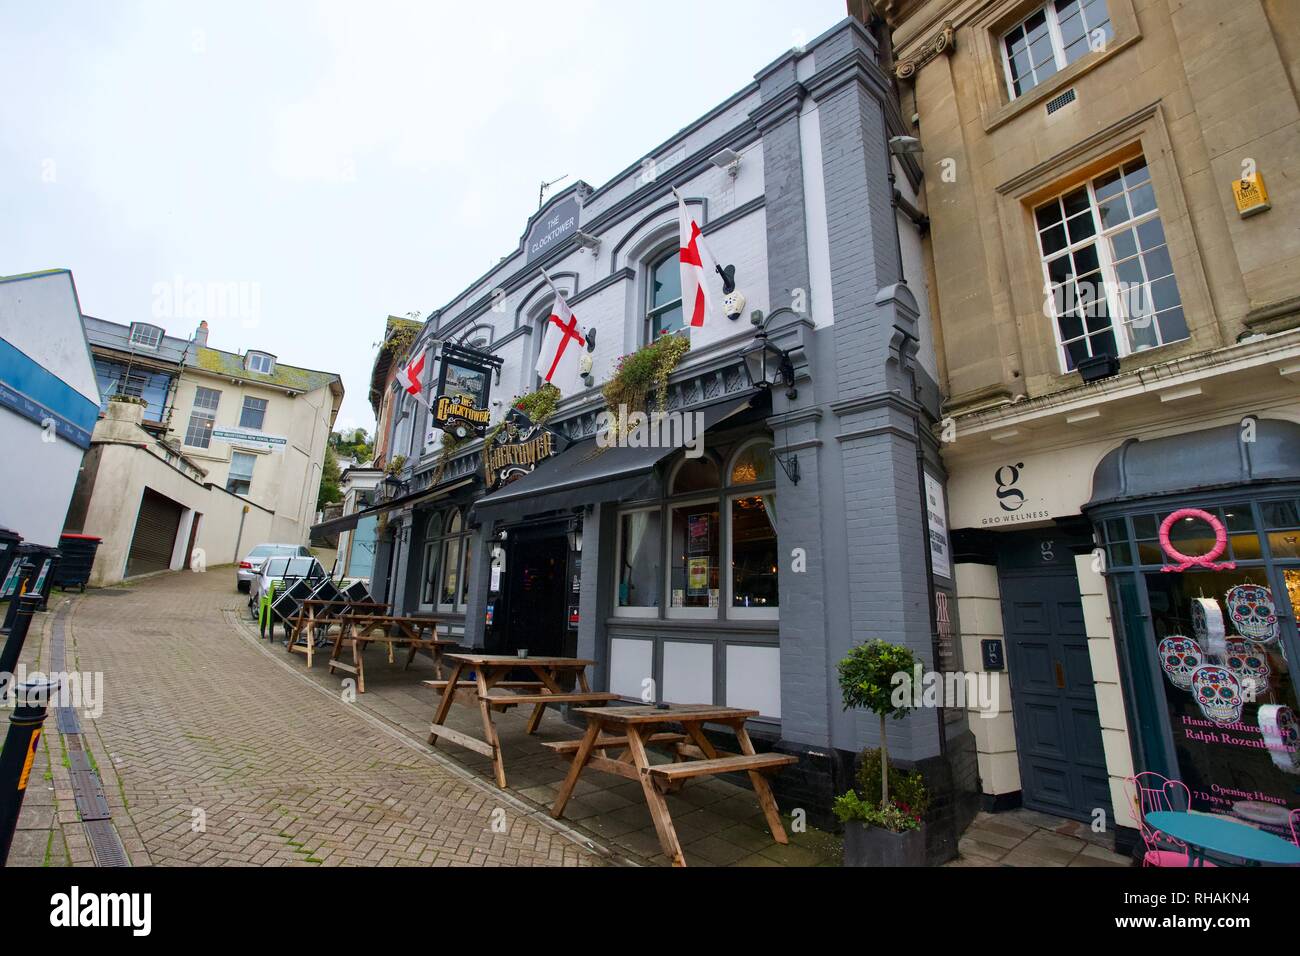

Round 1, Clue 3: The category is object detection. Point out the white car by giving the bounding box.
[247,555,329,615]
[236,543,311,592]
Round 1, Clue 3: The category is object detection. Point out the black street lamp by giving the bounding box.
[741,308,798,399]
[381,471,406,502]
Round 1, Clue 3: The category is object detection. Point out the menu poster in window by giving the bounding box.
[924,472,953,581]
[688,514,710,555]
[687,557,709,596]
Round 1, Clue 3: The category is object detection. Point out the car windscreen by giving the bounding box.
[262,557,292,577]
[283,558,322,577]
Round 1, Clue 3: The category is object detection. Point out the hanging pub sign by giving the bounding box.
[433,346,495,440]
[483,408,566,491]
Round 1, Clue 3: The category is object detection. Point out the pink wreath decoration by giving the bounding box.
[1159,508,1236,573]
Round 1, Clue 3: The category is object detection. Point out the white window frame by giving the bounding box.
[613,506,663,619]
[226,451,256,495]
[129,323,163,350]
[1035,156,1186,373]
[665,495,722,621]
[1000,0,1111,100]
[437,509,466,614]
[645,247,685,343]
[245,351,276,374]
[239,396,268,430]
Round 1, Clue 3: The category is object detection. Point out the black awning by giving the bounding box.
[471,392,758,524]
[311,477,475,536]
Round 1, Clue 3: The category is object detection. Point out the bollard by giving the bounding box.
[0,594,42,678]
[0,678,55,865]
[1,561,36,632]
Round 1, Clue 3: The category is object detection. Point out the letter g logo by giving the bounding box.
[995,463,1025,512]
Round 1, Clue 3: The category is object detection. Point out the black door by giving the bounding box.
[488,528,569,658]
[1001,571,1112,822]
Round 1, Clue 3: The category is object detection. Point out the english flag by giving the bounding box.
[399,348,427,398]
[675,189,718,329]
[535,270,586,391]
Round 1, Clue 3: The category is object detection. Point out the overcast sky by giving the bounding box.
[2,0,847,432]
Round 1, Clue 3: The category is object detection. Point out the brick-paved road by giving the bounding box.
[60,569,603,867]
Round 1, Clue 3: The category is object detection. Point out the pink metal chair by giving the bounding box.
[1124,772,1216,867]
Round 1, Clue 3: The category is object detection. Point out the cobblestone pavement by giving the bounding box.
[5,571,603,867]
[3,569,1133,869]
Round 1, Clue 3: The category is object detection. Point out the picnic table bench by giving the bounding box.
[550,704,796,867]
[327,612,456,693]
[286,599,390,666]
[424,653,617,788]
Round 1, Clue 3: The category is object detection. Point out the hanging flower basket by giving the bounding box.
[600,332,690,441]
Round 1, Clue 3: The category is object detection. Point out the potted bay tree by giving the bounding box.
[834,639,929,866]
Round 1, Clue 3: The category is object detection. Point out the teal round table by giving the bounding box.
[1146,811,1300,866]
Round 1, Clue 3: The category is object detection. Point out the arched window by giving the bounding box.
[646,250,684,340]
[421,508,472,611]
[669,456,720,496]
[728,439,775,486]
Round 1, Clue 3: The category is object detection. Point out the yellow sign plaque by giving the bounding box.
[1232,173,1270,218]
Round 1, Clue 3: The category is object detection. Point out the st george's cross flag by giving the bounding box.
[535,269,586,391]
[399,348,427,398]
[674,187,718,330]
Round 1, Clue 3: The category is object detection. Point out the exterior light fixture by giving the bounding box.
[567,524,583,553]
[381,471,406,502]
[888,135,923,156]
[741,308,798,399]
[709,147,742,178]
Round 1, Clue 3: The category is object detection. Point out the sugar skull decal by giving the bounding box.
[1224,639,1271,698]
[1191,597,1225,645]
[1259,705,1300,775]
[1224,584,1279,644]
[1190,665,1243,725]
[1158,635,1203,691]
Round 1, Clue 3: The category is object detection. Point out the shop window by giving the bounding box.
[615,509,662,617]
[226,451,256,495]
[729,439,775,485]
[435,510,466,610]
[1100,499,1300,833]
[668,500,720,616]
[646,249,684,340]
[1035,156,1187,372]
[184,386,221,448]
[728,440,778,618]
[240,396,268,430]
[1002,0,1113,99]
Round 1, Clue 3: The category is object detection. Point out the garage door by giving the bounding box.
[126,488,183,577]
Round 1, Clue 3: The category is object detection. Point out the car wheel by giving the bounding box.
[237,580,250,593]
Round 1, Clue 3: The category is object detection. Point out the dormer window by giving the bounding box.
[245,351,276,374]
[129,322,163,350]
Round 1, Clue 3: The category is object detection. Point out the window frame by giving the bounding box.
[129,322,164,350]
[1034,155,1187,373]
[245,351,276,374]
[612,506,664,619]
[239,396,268,430]
[645,248,685,343]
[183,386,222,448]
[1000,0,1113,101]
[226,450,256,495]
[665,494,723,621]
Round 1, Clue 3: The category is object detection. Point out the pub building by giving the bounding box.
[316,15,981,859]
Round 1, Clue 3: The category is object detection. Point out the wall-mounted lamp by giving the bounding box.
[566,524,583,553]
[575,230,602,255]
[710,147,742,179]
[741,308,799,399]
[380,471,407,502]
[888,135,923,156]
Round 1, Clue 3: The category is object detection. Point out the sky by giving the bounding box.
[1,0,848,433]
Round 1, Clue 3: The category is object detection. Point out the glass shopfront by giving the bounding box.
[1096,491,1300,838]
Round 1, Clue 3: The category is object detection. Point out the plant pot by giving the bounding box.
[1076,353,1121,383]
[842,821,927,867]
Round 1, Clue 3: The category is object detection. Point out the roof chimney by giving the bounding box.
[194,320,209,347]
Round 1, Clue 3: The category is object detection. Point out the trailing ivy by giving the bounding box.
[481,383,561,482]
[600,332,690,441]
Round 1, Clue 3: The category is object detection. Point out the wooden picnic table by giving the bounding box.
[326,612,456,693]
[550,704,797,867]
[424,653,618,789]
[286,599,390,666]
